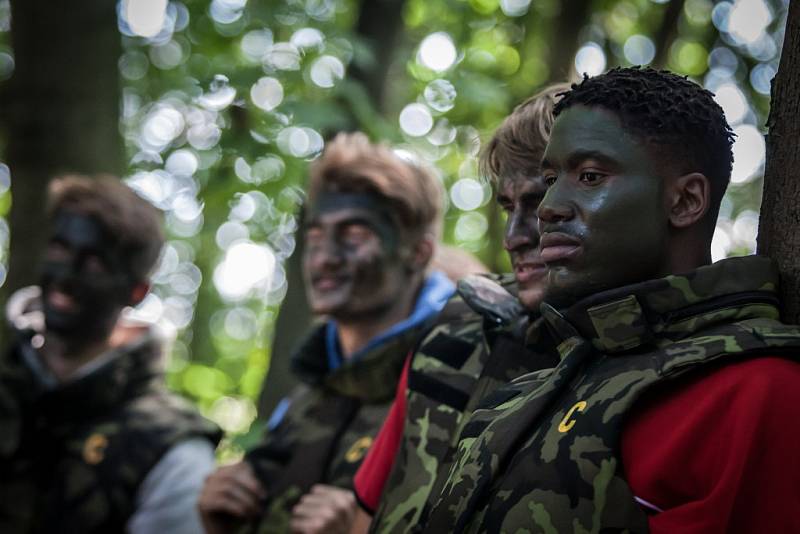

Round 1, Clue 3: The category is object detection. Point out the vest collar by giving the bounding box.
[541,255,781,358]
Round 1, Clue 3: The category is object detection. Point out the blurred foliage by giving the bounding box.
[0,0,790,452]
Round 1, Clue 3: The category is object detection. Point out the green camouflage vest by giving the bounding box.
[246,314,444,534]
[423,256,800,533]
[0,326,221,534]
[371,275,558,533]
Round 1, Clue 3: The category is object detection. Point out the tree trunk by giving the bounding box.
[257,237,307,416]
[349,0,407,113]
[546,0,593,82]
[757,0,800,323]
[652,0,687,68]
[0,0,122,305]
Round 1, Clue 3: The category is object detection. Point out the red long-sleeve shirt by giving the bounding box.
[355,356,800,532]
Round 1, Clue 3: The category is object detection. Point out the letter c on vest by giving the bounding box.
[558,401,588,433]
[83,433,109,465]
[345,436,373,463]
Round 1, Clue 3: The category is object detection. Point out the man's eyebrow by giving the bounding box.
[565,150,619,169]
[338,215,380,229]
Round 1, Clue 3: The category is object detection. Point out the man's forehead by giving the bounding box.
[306,190,396,226]
[51,212,108,248]
[544,105,640,162]
[498,173,547,197]
[307,205,384,227]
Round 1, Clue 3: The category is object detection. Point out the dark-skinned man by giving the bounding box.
[421,67,800,533]
[0,175,221,533]
[349,84,568,533]
[198,132,455,534]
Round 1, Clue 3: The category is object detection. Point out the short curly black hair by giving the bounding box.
[554,67,735,218]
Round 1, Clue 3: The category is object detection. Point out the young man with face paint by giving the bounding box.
[421,67,800,533]
[346,84,568,534]
[198,133,455,534]
[0,175,220,534]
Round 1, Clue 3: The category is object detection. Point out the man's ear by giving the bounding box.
[128,282,150,306]
[405,236,435,273]
[666,172,710,229]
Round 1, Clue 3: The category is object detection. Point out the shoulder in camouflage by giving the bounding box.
[457,273,523,326]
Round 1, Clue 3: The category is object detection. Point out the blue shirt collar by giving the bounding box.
[325,270,455,371]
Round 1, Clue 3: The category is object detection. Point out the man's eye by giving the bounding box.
[543,174,557,186]
[45,243,70,262]
[305,228,323,244]
[579,172,604,184]
[342,225,374,244]
[83,255,108,274]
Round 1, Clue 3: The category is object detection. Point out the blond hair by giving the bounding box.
[480,83,571,182]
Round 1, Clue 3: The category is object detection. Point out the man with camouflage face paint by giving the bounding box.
[422,67,800,533]
[198,133,454,534]
[0,175,220,534]
[348,84,569,533]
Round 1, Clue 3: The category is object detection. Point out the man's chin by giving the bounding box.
[517,286,545,313]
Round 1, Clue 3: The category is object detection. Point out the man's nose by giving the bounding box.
[503,211,536,252]
[537,180,575,224]
[308,239,344,269]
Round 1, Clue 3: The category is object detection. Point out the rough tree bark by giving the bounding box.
[757,0,800,323]
[0,0,122,307]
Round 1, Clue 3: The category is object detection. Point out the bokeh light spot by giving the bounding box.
[310,55,345,88]
[241,29,273,62]
[291,27,325,50]
[250,77,284,111]
[730,124,765,184]
[399,103,433,137]
[623,35,655,65]
[198,74,236,111]
[264,42,301,71]
[165,149,199,176]
[574,42,606,76]
[450,178,485,211]
[750,63,776,95]
[728,0,771,45]
[418,32,457,72]
[714,83,748,125]
[455,212,488,242]
[500,0,531,16]
[124,0,167,38]
[424,79,457,112]
[213,241,276,301]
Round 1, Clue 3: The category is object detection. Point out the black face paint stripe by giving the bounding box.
[306,191,401,250]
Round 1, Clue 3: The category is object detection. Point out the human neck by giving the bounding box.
[666,233,712,276]
[40,332,112,383]
[39,315,137,383]
[335,279,422,359]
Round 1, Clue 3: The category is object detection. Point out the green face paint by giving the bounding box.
[538,105,671,308]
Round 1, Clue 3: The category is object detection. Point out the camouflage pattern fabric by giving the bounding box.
[422,256,800,533]
[370,274,559,533]
[246,316,438,534]
[0,292,221,534]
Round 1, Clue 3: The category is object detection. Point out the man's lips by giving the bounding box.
[312,275,349,292]
[513,260,547,284]
[539,232,582,263]
[47,289,78,311]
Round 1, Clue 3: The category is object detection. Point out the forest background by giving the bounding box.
[0,0,791,455]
